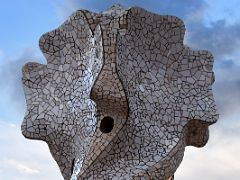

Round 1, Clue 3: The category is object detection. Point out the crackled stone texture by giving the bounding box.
[21,4,218,180]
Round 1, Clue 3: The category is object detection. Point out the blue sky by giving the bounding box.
[0,0,239,179]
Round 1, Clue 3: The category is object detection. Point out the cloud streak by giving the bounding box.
[0,121,62,180]
[6,159,40,175]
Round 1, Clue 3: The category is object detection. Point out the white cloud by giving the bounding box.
[175,119,240,179]
[6,159,39,175]
[0,121,63,180]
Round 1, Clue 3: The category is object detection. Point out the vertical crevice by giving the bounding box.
[71,159,75,174]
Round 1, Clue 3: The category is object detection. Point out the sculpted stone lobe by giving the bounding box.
[21,4,218,180]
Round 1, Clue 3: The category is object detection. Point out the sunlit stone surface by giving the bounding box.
[21,4,218,180]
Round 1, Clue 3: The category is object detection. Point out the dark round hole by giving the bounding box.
[100,116,114,133]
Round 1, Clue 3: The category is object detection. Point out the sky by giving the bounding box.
[0,0,239,179]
